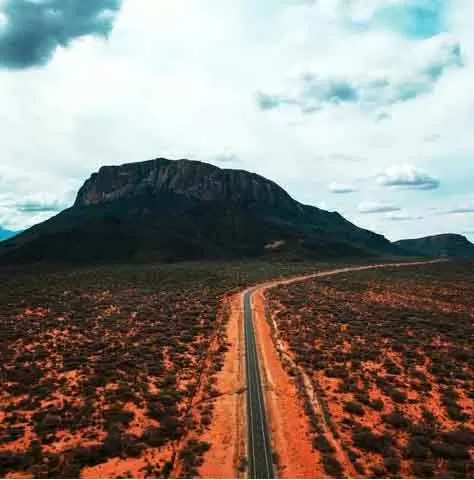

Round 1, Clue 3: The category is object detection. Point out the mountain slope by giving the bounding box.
[0,158,399,264]
[395,234,474,258]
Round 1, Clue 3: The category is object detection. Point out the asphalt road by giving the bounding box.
[243,289,275,479]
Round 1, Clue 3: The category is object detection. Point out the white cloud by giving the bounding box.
[328,182,357,194]
[385,212,424,221]
[376,164,440,189]
[443,202,474,215]
[357,201,401,214]
[257,33,462,114]
[0,167,76,230]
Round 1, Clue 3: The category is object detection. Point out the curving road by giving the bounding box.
[243,288,274,479]
[241,260,444,479]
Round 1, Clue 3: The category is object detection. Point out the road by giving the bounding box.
[243,288,275,479]
[241,260,444,478]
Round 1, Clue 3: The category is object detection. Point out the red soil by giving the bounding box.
[252,287,325,478]
[198,294,245,478]
[265,260,473,478]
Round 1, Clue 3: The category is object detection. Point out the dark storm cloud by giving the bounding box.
[0,0,122,69]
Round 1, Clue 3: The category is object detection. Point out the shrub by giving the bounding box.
[389,389,407,404]
[354,461,365,475]
[324,366,349,379]
[411,460,435,478]
[344,401,364,416]
[347,449,359,463]
[442,428,474,446]
[404,437,431,460]
[179,439,211,476]
[142,428,164,449]
[384,456,400,474]
[384,359,402,375]
[1,426,24,442]
[354,392,370,405]
[371,398,384,411]
[58,461,82,478]
[431,442,470,460]
[322,454,343,477]
[312,435,334,453]
[0,452,32,476]
[371,465,386,478]
[445,459,472,478]
[159,415,182,440]
[352,428,392,454]
[70,445,107,468]
[445,404,468,422]
[103,406,134,427]
[383,411,411,429]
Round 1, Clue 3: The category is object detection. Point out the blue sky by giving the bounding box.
[0,0,473,242]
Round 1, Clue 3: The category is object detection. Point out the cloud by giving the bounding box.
[256,92,284,111]
[0,0,122,69]
[213,152,240,166]
[256,34,462,114]
[0,168,76,229]
[385,212,424,221]
[376,164,440,190]
[328,182,357,194]
[357,201,401,214]
[256,76,359,113]
[370,0,446,39]
[16,200,63,213]
[444,206,474,215]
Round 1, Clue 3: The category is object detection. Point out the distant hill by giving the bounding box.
[0,158,400,264]
[395,234,474,259]
[0,228,18,242]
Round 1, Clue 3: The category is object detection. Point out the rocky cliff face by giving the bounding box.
[75,158,300,214]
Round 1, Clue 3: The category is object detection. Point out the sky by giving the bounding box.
[0,0,473,242]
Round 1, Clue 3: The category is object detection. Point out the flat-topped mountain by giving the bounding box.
[75,158,298,213]
[0,158,399,264]
[395,234,474,258]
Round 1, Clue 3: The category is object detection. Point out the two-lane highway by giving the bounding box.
[243,289,275,479]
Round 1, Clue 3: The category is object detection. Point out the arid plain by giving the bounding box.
[1,260,472,478]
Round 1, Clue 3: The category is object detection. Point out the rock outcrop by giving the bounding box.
[75,158,300,214]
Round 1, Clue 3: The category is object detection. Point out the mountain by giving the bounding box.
[395,234,474,259]
[0,228,18,242]
[0,158,399,264]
